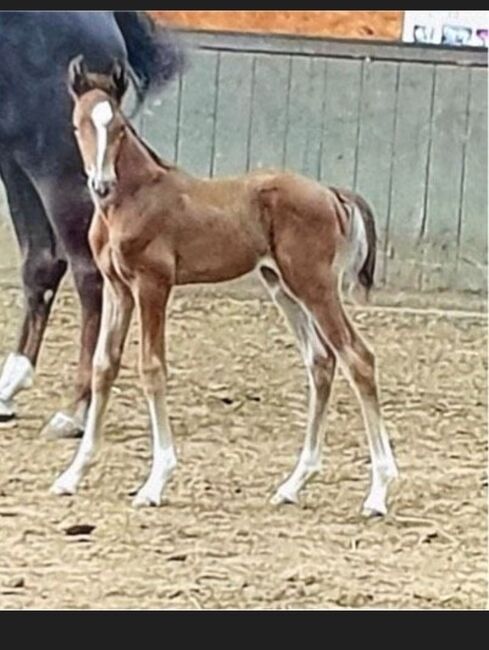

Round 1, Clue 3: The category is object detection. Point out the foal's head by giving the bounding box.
[68,56,128,199]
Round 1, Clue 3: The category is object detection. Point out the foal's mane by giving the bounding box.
[123,116,173,172]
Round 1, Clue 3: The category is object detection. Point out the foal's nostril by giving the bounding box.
[90,180,112,198]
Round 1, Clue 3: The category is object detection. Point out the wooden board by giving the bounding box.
[423,65,470,291]
[284,56,327,179]
[248,53,290,170]
[320,58,362,188]
[212,51,254,177]
[142,73,181,163]
[458,68,488,292]
[177,49,219,176]
[385,62,435,290]
[355,60,398,284]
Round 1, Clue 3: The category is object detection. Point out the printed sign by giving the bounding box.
[403,11,488,47]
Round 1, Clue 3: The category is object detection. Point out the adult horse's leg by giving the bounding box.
[0,156,67,422]
[36,174,103,439]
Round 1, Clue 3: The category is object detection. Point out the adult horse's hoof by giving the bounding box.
[0,399,16,423]
[40,411,84,439]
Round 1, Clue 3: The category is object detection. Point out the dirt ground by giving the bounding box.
[0,270,486,610]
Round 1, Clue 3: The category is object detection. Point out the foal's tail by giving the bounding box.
[331,187,377,303]
[114,11,186,109]
[352,192,377,300]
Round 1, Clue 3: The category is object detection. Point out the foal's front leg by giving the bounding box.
[132,282,176,508]
[50,281,133,495]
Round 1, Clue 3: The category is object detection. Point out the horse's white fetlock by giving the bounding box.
[0,354,34,420]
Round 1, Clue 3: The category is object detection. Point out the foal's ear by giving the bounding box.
[111,60,128,104]
[68,55,91,98]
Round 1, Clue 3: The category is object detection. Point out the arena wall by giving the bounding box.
[138,30,487,293]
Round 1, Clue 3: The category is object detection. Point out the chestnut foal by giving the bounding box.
[51,60,398,515]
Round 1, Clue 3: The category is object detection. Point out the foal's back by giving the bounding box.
[130,165,352,286]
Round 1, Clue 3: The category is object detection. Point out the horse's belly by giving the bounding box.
[174,234,263,285]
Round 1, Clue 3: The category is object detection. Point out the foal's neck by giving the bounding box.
[115,123,170,192]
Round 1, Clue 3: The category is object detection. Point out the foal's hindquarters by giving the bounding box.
[254,179,398,515]
[51,168,398,516]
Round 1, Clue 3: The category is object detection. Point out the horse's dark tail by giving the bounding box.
[353,193,377,300]
[331,187,377,302]
[114,11,185,108]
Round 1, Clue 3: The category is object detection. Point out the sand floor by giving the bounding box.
[0,281,486,609]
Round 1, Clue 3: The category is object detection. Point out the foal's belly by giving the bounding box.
[173,218,267,285]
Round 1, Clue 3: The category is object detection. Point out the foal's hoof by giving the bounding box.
[361,499,387,518]
[50,475,78,496]
[41,411,84,439]
[270,489,299,506]
[361,506,386,518]
[0,399,16,423]
[132,488,162,508]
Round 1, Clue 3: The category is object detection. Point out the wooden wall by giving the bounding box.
[138,30,487,293]
[150,11,403,41]
[0,28,486,295]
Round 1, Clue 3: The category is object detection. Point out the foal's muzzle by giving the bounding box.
[89,177,115,199]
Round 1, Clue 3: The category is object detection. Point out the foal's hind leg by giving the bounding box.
[301,285,398,516]
[0,157,67,421]
[259,267,336,505]
[51,281,133,495]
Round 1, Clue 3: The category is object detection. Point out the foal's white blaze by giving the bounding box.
[91,100,113,181]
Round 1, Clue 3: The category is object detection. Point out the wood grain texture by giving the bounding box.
[150,11,403,40]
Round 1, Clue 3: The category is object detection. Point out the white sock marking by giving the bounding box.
[133,392,176,507]
[0,353,34,402]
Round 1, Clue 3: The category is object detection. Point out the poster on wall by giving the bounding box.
[403,11,488,48]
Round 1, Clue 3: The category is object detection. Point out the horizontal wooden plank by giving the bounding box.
[179,28,488,68]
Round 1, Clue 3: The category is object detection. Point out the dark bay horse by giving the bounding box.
[0,11,184,435]
[51,61,398,516]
